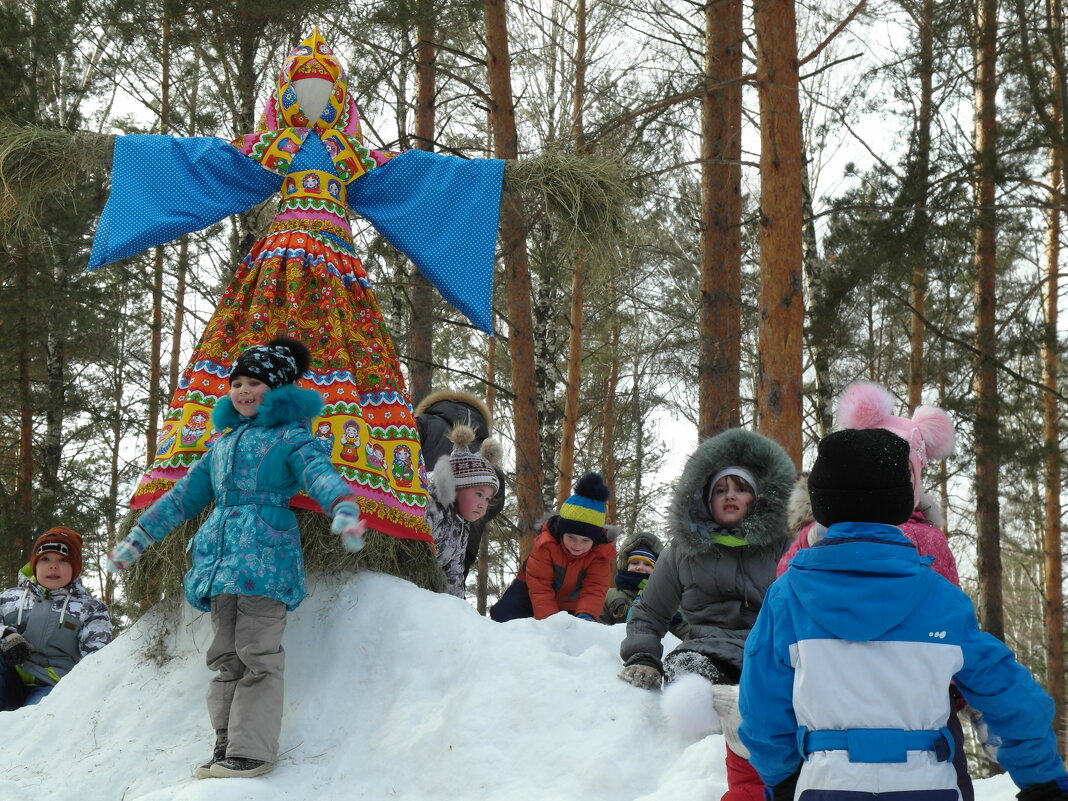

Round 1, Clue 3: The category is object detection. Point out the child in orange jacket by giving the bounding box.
[490,473,616,621]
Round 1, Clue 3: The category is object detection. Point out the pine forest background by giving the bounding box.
[0,0,1066,765]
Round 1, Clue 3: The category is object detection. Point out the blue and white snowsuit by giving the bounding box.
[738,522,1066,799]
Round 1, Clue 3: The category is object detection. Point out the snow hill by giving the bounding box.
[0,572,1016,801]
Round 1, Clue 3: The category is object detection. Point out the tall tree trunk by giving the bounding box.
[409,18,437,402]
[973,0,1003,640]
[485,0,544,557]
[39,259,67,525]
[534,273,561,503]
[557,0,588,504]
[477,335,497,615]
[231,23,262,265]
[1044,0,1067,748]
[753,0,803,464]
[104,316,128,607]
[1043,135,1065,756]
[16,243,33,556]
[168,45,198,397]
[557,256,585,504]
[907,0,935,412]
[628,354,644,534]
[801,155,832,438]
[600,315,621,522]
[146,15,171,467]
[699,0,743,439]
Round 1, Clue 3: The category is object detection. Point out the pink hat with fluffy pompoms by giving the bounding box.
[837,381,956,506]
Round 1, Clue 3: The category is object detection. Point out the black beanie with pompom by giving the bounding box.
[229,336,310,388]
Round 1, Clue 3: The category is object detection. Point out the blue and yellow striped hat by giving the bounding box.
[558,472,611,541]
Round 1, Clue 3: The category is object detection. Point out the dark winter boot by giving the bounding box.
[209,756,275,778]
[193,730,228,780]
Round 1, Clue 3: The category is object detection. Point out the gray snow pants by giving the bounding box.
[206,594,287,763]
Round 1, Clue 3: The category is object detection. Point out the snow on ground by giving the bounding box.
[0,572,1015,801]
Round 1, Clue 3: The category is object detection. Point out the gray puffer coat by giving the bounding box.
[619,428,795,675]
[0,567,112,686]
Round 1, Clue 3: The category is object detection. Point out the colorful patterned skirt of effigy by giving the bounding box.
[134,168,430,542]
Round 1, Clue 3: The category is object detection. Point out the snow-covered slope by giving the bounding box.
[0,572,1014,801]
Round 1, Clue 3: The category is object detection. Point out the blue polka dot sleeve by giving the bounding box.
[347,150,504,335]
[88,135,281,270]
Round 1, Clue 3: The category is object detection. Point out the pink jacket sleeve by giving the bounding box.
[776,524,814,577]
[900,514,961,587]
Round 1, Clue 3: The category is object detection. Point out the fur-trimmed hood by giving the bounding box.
[614,529,664,570]
[667,428,796,553]
[212,384,324,431]
[413,390,492,435]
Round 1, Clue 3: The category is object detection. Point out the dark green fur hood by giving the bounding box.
[667,428,796,554]
[212,384,324,430]
[614,529,665,570]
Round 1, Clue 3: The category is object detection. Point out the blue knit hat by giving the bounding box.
[626,545,657,569]
[558,472,610,542]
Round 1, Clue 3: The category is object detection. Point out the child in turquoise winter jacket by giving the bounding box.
[108,337,366,780]
[739,428,1068,801]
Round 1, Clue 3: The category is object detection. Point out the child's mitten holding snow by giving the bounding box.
[660,674,749,757]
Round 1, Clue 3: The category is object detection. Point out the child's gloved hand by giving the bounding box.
[1017,778,1068,801]
[0,628,33,666]
[574,613,595,622]
[618,659,662,690]
[107,524,152,573]
[965,704,1002,763]
[331,500,366,552]
[709,683,748,758]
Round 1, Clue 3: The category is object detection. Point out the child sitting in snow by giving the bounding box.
[0,527,113,710]
[424,423,502,598]
[490,472,616,622]
[599,531,689,638]
[107,337,367,780]
[617,428,795,801]
[739,428,1068,801]
[599,532,660,625]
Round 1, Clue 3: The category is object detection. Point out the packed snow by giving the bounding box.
[0,572,1017,801]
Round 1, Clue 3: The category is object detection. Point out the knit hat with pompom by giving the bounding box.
[229,336,311,388]
[431,423,502,507]
[837,381,955,507]
[558,472,611,543]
